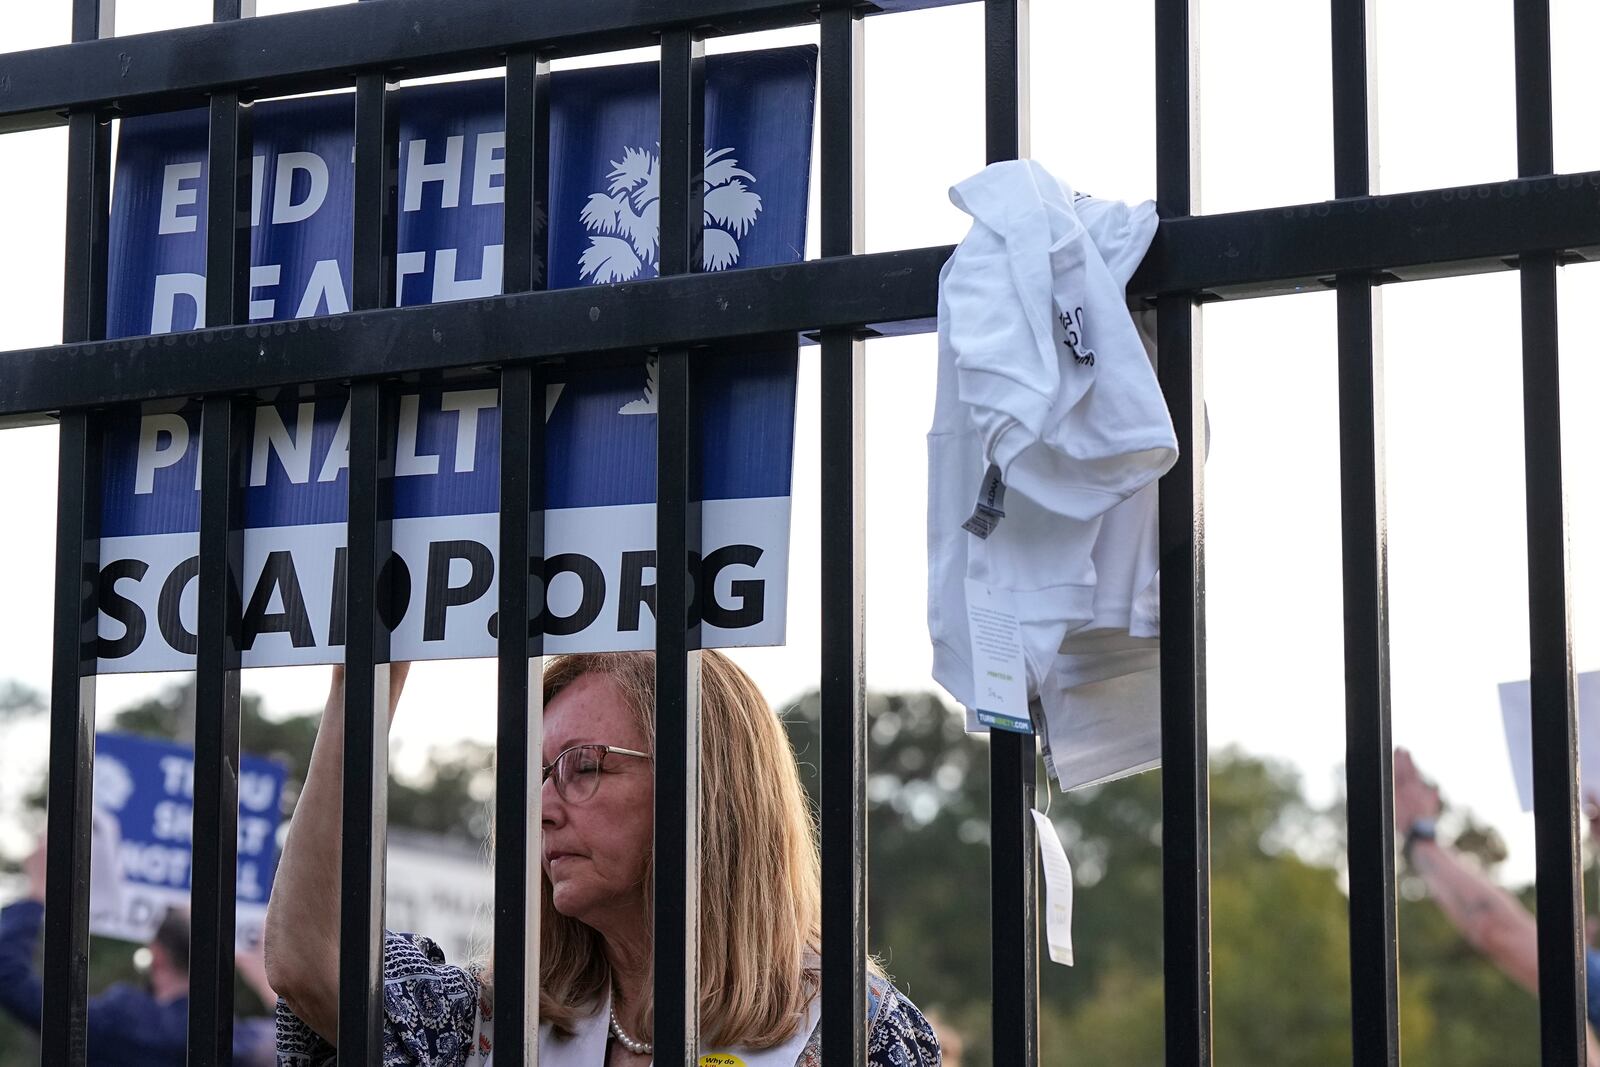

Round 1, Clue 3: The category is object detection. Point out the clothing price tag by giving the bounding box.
[964,579,1032,733]
[1032,808,1075,966]
[961,464,1008,539]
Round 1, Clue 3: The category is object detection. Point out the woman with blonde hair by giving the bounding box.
[266,651,941,1066]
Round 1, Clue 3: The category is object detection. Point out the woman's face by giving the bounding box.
[541,672,655,928]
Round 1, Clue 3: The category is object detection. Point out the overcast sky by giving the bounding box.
[4,0,1600,893]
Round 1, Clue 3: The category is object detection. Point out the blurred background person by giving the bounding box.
[1395,747,1600,1060]
[0,834,279,1067]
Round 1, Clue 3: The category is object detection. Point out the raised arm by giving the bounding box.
[264,662,408,1042]
[1395,748,1540,992]
[1396,748,1600,1060]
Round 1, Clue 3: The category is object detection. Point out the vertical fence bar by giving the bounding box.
[495,361,543,1067]
[42,2,115,1064]
[495,45,552,1067]
[983,0,1030,165]
[1523,250,1579,1066]
[655,27,706,1067]
[43,409,101,1067]
[190,391,248,1067]
[339,47,399,1066]
[188,3,255,1057]
[982,2,1037,1066]
[503,50,551,296]
[1513,3,1584,1064]
[1154,0,1211,1063]
[60,2,113,350]
[350,67,398,316]
[1330,1,1400,1063]
[338,378,394,1067]
[819,6,868,1065]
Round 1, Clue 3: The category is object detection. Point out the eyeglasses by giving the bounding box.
[542,743,652,803]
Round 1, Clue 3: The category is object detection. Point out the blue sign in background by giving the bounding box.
[103,47,815,539]
[94,732,287,906]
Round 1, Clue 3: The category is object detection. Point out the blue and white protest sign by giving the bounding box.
[91,732,287,946]
[97,47,816,673]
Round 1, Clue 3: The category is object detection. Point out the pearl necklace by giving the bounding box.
[609,1003,653,1056]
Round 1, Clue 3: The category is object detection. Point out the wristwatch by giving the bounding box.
[1402,817,1437,862]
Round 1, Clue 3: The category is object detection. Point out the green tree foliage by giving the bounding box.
[783,689,1551,1066]
[0,679,1565,1064]
[0,682,44,722]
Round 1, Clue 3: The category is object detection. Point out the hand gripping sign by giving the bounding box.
[98,48,816,673]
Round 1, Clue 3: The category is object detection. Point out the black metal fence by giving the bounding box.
[0,0,1593,1064]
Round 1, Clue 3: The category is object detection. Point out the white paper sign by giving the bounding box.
[386,832,494,963]
[964,579,1032,733]
[1032,808,1075,966]
[1498,670,1600,812]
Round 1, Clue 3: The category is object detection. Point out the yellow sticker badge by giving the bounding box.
[699,1055,747,1067]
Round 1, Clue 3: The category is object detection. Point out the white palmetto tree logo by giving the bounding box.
[579,146,763,285]
[583,146,763,414]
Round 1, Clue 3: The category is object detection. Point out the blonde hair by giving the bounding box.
[486,650,824,1050]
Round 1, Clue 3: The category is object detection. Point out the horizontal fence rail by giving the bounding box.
[6,169,1600,421]
[0,248,946,423]
[1134,172,1600,297]
[0,0,963,134]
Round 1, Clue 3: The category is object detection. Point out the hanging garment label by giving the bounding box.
[1032,808,1075,965]
[1033,696,1058,779]
[961,464,1008,539]
[965,579,1032,733]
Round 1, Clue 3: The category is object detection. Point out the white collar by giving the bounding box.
[522,985,821,1067]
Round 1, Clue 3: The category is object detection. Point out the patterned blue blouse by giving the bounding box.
[276,931,942,1067]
